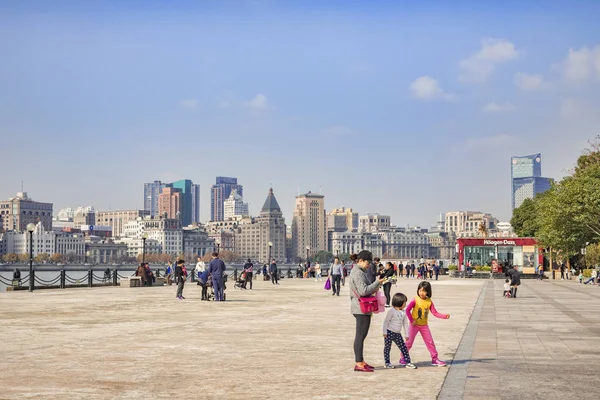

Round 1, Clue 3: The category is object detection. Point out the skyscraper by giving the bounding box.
[292,191,327,261]
[144,181,167,217]
[158,187,182,220]
[223,189,249,219]
[211,177,243,221]
[511,153,553,210]
[144,180,200,225]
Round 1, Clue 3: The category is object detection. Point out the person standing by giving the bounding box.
[341,260,348,286]
[174,260,187,300]
[434,263,440,281]
[509,266,521,298]
[269,259,279,285]
[208,253,226,301]
[243,259,253,289]
[398,263,404,278]
[165,263,173,285]
[381,262,396,307]
[560,264,565,280]
[330,257,344,296]
[411,263,416,278]
[382,293,416,369]
[365,257,379,284]
[349,250,384,372]
[537,264,544,281]
[195,257,206,283]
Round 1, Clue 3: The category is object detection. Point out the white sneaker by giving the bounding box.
[384,363,395,369]
[405,363,417,369]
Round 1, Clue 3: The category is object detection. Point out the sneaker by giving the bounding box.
[385,305,391,308]
[405,363,417,369]
[431,359,447,367]
[384,363,395,369]
[399,358,407,366]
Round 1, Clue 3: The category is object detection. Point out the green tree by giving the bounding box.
[314,250,334,264]
[510,198,540,237]
[3,253,18,263]
[18,253,30,263]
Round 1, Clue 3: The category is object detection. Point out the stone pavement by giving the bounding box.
[439,278,600,400]
[0,277,483,400]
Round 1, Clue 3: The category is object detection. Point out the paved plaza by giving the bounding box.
[0,276,599,400]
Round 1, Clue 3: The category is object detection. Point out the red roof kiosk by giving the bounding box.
[457,238,542,274]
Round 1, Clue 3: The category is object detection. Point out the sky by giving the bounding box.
[1,0,600,227]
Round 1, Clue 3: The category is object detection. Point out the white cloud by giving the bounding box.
[465,134,518,149]
[180,99,199,109]
[514,73,544,91]
[555,45,600,82]
[244,93,269,109]
[409,76,456,101]
[482,101,515,113]
[459,38,519,83]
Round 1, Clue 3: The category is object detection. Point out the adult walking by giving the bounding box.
[434,263,440,281]
[381,262,395,307]
[330,257,344,296]
[208,253,226,301]
[398,262,404,278]
[349,250,384,372]
[509,265,521,298]
[269,259,279,285]
[242,259,253,289]
[411,263,416,278]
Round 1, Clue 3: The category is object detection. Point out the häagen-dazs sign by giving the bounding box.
[483,239,517,246]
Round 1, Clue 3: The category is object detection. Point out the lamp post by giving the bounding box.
[141,232,148,264]
[268,241,273,265]
[27,223,36,292]
[216,238,221,254]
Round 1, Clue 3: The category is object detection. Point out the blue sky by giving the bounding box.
[1,0,599,226]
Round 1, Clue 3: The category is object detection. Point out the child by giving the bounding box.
[503,279,512,297]
[383,293,416,369]
[404,281,450,367]
[578,270,584,284]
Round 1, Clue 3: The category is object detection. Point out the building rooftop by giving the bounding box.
[261,188,281,213]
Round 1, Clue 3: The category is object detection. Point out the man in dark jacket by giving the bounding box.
[269,259,279,285]
[242,259,253,289]
[208,252,226,301]
[509,266,521,298]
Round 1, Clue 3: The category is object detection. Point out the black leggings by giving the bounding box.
[383,283,392,305]
[353,314,372,363]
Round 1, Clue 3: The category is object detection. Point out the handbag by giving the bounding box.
[351,288,379,314]
[324,278,331,290]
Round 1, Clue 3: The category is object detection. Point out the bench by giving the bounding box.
[120,277,142,287]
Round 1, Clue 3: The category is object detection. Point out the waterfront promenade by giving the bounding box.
[0,277,598,399]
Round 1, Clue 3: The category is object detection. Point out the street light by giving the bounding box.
[216,238,221,254]
[27,223,36,292]
[268,241,273,265]
[141,232,148,264]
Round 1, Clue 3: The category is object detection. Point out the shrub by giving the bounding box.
[583,269,593,278]
[448,265,458,271]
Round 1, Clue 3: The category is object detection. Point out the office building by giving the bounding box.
[511,153,553,210]
[223,189,249,220]
[158,187,182,221]
[144,181,167,217]
[0,192,53,232]
[327,207,358,231]
[191,183,200,224]
[292,191,326,261]
[211,177,243,221]
[96,210,150,238]
[359,213,391,233]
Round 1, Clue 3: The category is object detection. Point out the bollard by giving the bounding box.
[60,270,66,289]
[88,269,93,287]
[113,269,118,286]
[31,270,35,289]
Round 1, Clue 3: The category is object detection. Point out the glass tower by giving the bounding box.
[511,154,552,210]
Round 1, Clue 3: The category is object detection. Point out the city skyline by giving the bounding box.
[2,1,599,226]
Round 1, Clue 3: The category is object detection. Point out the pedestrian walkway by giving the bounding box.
[439,279,600,400]
[0,277,483,400]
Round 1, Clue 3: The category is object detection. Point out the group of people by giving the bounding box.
[348,250,450,372]
[135,263,156,286]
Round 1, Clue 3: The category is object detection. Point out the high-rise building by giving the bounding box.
[223,189,249,220]
[191,183,200,224]
[144,181,167,217]
[144,180,200,225]
[292,191,326,261]
[211,177,243,221]
[511,153,553,210]
[0,192,53,232]
[96,210,150,238]
[158,187,182,221]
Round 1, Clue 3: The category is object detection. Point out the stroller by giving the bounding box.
[234,271,246,289]
[206,273,228,301]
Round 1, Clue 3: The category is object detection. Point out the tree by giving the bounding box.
[585,242,600,268]
[511,198,540,237]
[478,222,488,238]
[338,253,352,262]
[314,250,334,264]
[18,253,30,263]
[50,253,64,264]
[3,253,18,263]
[34,253,50,264]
